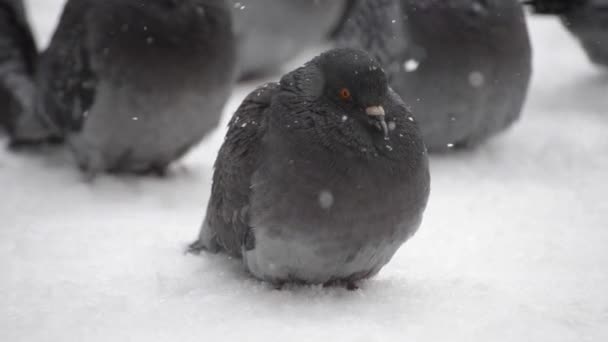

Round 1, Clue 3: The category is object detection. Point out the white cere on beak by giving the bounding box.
[366,106,385,117]
[366,106,389,138]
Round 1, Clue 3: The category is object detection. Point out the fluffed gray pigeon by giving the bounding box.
[528,0,608,68]
[335,0,532,152]
[561,1,608,68]
[524,0,586,14]
[37,0,236,175]
[190,48,430,288]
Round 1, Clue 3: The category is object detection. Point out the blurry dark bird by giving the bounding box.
[190,48,430,288]
[528,0,608,68]
[335,0,532,152]
[523,0,587,14]
[0,0,47,142]
[231,0,348,80]
[36,0,236,175]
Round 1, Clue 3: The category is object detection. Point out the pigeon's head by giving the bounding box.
[316,48,390,137]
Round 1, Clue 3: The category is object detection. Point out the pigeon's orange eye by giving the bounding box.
[339,88,351,100]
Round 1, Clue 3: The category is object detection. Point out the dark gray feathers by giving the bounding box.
[36,0,95,134]
[197,83,278,256]
[37,0,236,174]
[0,0,45,141]
[192,49,430,286]
[560,1,608,68]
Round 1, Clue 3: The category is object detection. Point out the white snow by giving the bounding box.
[468,71,485,88]
[404,58,420,72]
[1,2,607,341]
[318,190,334,210]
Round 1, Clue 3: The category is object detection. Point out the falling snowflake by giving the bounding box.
[469,71,485,88]
[318,190,334,209]
[404,59,419,72]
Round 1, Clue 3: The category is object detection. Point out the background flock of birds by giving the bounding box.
[1,0,606,171]
[0,0,606,287]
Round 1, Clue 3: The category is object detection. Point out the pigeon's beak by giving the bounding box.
[366,106,388,138]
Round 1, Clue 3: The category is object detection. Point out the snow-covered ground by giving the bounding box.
[2,1,607,341]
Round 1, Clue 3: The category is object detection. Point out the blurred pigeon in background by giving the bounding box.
[561,3,608,67]
[0,0,47,142]
[336,0,532,152]
[190,48,430,288]
[523,0,586,14]
[528,0,608,68]
[231,0,348,80]
[36,0,236,175]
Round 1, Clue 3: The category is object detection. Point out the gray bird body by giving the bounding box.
[560,1,608,68]
[192,49,430,286]
[336,0,532,152]
[231,0,348,79]
[0,0,45,141]
[38,0,235,174]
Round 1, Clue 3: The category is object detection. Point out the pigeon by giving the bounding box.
[0,0,47,142]
[231,0,348,80]
[528,1,608,68]
[335,0,532,152]
[36,0,236,175]
[523,0,586,14]
[190,48,430,288]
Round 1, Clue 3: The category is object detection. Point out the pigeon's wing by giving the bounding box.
[0,0,37,132]
[36,0,97,134]
[191,83,279,257]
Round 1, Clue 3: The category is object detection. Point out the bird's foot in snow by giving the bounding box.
[323,279,360,291]
[149,164,168,177]
[186,240,206,255]
[346,282,359,291]
[7,136,63,150]
[186,238,220,255]
[271,281,286,291]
